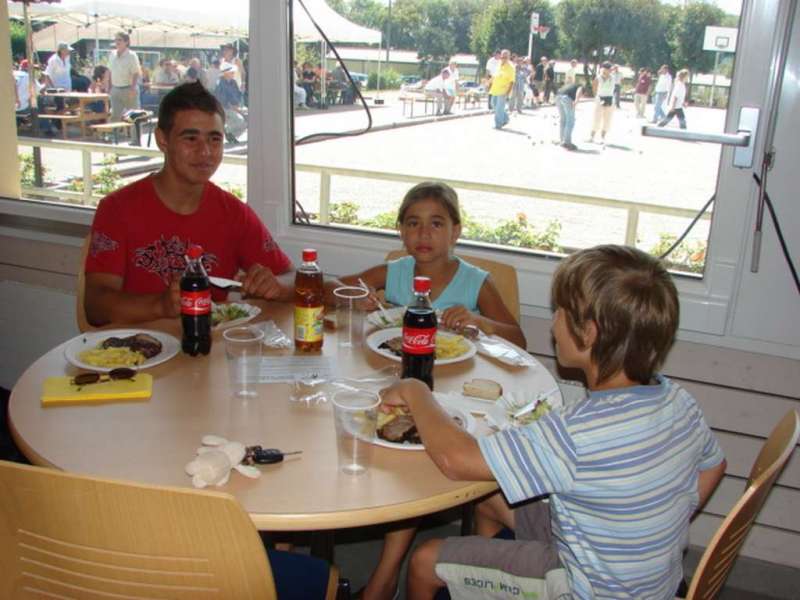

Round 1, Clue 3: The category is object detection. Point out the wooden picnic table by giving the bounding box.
[38,92,110,139]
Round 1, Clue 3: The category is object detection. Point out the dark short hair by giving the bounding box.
[92,65,108,80]
[157,82,225,133]
[551,245,679,385]
[115,31,130,44]
[397,181,461,226]
[221,43,237,56]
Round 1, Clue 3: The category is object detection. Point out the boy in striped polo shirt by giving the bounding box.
[380,245,726,599]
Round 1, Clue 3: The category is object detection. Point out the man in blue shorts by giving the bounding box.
[381,245,727,599]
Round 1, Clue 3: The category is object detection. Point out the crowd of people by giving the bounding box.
[293,61,359,109]
[478,48,692,150]
[12,35,249,143]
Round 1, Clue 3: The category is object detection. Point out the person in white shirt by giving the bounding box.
[14,65,31,112]
[565,59,578,85]
[589,62,616,144]
[44,42,72,91]
[424,68,454,115]
[658,68,689,129]
[485,50,501,108]
[651,64,672,123]
[108,31,142,121]
[445,59,460,97]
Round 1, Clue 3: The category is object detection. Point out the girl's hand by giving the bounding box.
[441,305,484,333]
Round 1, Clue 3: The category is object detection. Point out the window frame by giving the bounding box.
[0,0,789,351]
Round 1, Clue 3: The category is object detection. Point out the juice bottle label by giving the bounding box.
[402,327,436,354]
[294,306,324,342]
[180,290,211,315]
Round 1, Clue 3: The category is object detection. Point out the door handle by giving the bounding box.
[641,106,759,168]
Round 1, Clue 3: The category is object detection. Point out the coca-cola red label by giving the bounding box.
[402,326,436,355]
[181,290,211,315]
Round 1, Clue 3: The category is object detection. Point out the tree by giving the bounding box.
[471,0,558,72]
[669,1,727,73]
[10,20,27,62]
[669,1,726,100]
[555,0,631,82]
[618,0,674,71]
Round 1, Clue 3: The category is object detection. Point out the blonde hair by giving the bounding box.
[396,181,461,226]
[551,245,679,385]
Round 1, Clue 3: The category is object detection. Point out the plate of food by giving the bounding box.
[366,328,477,366]
[63,329,180,372]
[366,307,443,329]
[374,404,476,451]
[212,302,261,330]
[485,387,563,430]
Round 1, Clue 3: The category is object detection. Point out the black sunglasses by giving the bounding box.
[72,368,136,387]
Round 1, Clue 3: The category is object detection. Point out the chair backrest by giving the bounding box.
[385,250,520,321]
[685,410,799,600]
[0,460,277,599]
[76,233,92,332]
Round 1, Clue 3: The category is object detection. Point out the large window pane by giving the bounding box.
[10,1,249,207]
[290,0,741,276]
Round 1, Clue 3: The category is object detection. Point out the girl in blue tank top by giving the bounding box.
[334,181,525,347]
[332,181,526,600]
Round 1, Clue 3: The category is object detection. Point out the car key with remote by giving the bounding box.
[244,445,303,465]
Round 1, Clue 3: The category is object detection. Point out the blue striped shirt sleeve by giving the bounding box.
[479,414,577,504]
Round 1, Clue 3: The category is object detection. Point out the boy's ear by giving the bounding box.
[581,320,598,349]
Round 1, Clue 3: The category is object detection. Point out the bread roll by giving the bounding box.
[462,378,503,401]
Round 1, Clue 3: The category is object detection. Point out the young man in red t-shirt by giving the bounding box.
[85,82,294,326]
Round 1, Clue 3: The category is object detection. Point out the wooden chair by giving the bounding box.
[385,249,520,321]
[682,409,799,600]
[76,233,92,332]
[0,460,342,600]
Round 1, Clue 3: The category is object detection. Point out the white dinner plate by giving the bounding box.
[212,302,261,331]
[485,388,564,430]
[365,327,477,366]
[366,307,443,330]
[63,329,180,372]
[372,405,476,451]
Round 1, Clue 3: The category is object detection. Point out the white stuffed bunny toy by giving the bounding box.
[185,434,261,488]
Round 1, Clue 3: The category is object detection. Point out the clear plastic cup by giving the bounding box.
[223,326,264,398]
[333,286,370,351]
[331,389,380,475]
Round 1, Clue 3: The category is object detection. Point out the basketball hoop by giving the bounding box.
[538,26,551,39]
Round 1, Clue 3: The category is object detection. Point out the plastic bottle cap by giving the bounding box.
[413,276,432,293]
[187,245,204,260]
[302,248,317,262]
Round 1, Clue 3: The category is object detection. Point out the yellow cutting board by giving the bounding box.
[41,374,153,407]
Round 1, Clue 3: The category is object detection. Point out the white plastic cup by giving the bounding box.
[333,286,369,351]
[331,389,380,476]
[223,326,264,398]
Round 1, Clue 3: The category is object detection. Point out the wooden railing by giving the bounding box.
[16,137,710,247]
[296,163,711,247]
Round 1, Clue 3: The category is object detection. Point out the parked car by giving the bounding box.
[401,75,421,85]
[460,81,486,94]
[348,72,368,88]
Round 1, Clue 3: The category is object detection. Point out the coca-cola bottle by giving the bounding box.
[402,276,437,390]
[180,244,212,356]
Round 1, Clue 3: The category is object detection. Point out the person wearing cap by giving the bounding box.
[84,82,294,326]
[108,31,142,121]
[214,63,247,143]
[220,43,246,92]
[44,42,72,91]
